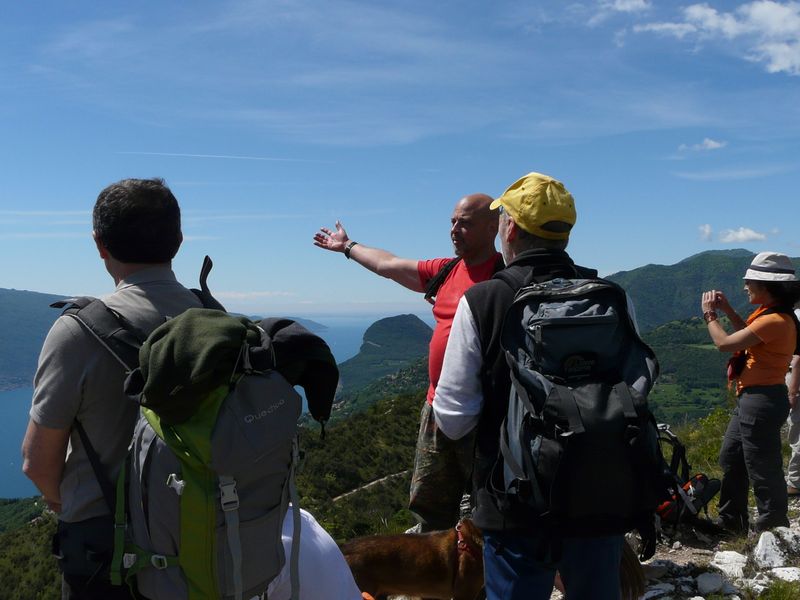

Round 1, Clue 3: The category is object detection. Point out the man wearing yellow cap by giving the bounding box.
[433,173,625,599]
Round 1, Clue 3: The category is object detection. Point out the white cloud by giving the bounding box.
[699,224,713,240]
[589,0,652,26]
[678,137,727,151]
[634,22,697,38]
[634,1,800,75]
[719,227,767,242]
[610,0,651,13]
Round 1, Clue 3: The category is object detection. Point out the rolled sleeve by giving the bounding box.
[433,296,484,440]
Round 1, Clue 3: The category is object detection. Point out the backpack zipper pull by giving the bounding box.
[166,473,186,496]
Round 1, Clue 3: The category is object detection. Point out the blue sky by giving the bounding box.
[1,1,799,317]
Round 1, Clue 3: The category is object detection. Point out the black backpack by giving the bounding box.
[490,275,670,559]
[656,424,721,527]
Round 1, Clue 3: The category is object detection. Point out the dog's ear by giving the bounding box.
[460,519,483,545]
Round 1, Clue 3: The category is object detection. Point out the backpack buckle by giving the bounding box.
[219,479,240,511]
[150,554,169,570]
[166,473,186,496]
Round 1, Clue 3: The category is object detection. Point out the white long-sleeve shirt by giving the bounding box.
[432,296,484,440]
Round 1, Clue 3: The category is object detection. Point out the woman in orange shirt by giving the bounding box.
[701,252,800,533]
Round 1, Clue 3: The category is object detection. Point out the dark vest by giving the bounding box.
[465,248,597,532]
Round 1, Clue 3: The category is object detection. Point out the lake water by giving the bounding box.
[0,386,37,498]
[0,316,380,499]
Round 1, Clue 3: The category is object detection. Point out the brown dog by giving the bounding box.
[343,519,645,600]
[341,518,484,600]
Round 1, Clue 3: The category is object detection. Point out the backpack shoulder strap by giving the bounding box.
[73,418,116,514]
[491,253,505,274]
[49,297,145,514]
[423,257,461,304]
[51,296,143,371]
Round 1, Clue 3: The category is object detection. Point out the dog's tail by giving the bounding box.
[620,541,646,600]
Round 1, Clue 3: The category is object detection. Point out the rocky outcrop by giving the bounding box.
[639,519,800,598]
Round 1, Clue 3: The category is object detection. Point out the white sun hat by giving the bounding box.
[743,251,798,282]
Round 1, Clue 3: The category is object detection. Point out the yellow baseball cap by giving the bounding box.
[489,172,577,240]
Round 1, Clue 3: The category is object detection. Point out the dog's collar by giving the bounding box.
[455,522,481,560]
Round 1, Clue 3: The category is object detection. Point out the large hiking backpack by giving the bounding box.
[656,424,721,527]
[114,308,303,600]
[54,258,335,600]
[492,276,669,558]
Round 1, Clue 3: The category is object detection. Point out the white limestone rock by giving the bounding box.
[710,550,748,579]
[774,526,800,553]
[696,572,724,595]
[754,531,787,569]
[740,572,770,596]
[771,566,800,582]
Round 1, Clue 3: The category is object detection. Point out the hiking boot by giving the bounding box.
[754,518,790,533]
[711,516,748,535]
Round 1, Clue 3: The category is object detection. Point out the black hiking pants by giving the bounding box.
[55,517,133,600]
[718,385,790,531]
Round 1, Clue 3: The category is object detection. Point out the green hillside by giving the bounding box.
[0,498,46,533]
[298,391,422,540]
[643,317,732,425]
[336,314,431,395]
[0,288,63,390]
[0,505,59,600]
[607,249,800,332]
[331,356,428,421]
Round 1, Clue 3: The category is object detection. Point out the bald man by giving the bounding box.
[314,194,501,530]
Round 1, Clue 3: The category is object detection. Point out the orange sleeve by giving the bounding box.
[748,313,790,344]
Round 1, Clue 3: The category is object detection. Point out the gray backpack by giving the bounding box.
[108,309,303,600]
[492,276,668,559]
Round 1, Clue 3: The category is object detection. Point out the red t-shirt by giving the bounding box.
[417,253,502,404]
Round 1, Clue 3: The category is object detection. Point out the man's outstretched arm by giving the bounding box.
[313,220,424,292]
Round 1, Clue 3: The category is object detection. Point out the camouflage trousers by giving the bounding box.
[408,401,477,532]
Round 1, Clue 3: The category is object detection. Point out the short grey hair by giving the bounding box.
[515,222,569,251]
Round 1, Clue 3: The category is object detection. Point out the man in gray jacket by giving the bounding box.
[22,178,202,599]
